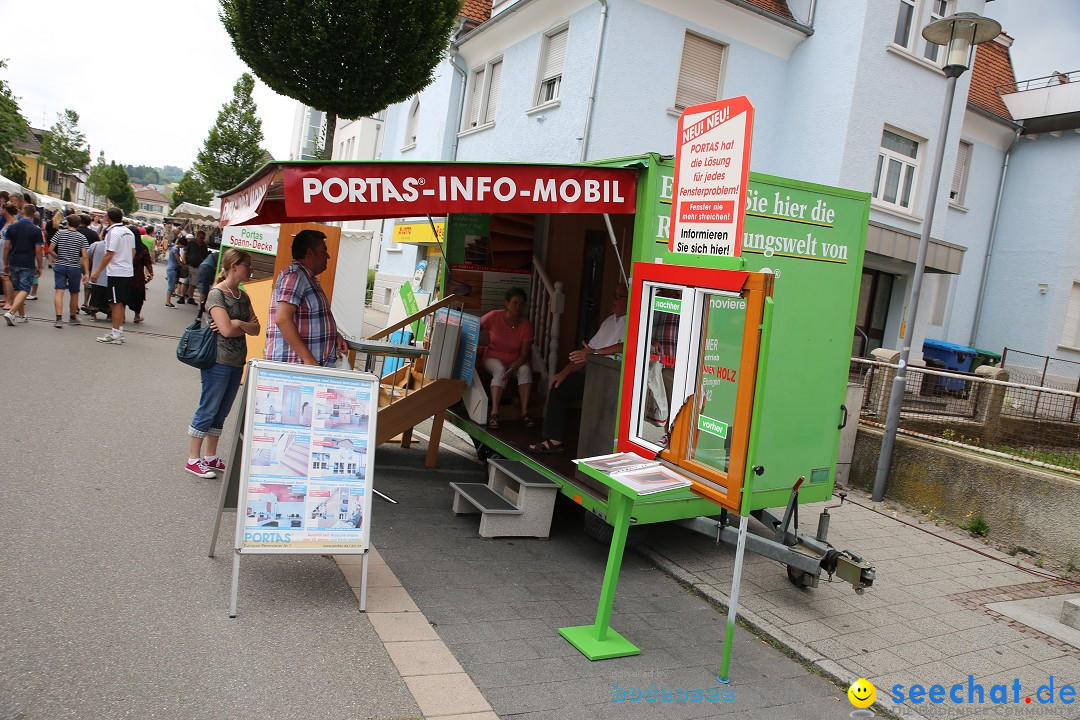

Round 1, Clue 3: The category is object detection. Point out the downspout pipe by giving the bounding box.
[447,18,469,161]
[578,0,609,162]
[969,124,1022,347]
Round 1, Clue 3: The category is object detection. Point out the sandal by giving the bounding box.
[528,440,564,455]
[487,414,499,429]
[521,415,536,428]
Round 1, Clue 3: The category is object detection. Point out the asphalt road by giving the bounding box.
[0,274,420,720]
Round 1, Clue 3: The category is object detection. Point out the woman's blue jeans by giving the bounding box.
[188,363,244,438]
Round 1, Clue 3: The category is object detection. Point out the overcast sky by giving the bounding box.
[4,0,1077,173]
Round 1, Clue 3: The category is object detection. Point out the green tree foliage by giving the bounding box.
[160,165,184,183]
[86,151,110,203]
[62,187,71,201]
[194,73,265,194]
[171,170,212,210]
[104,162,137,215]
[125,164,161,185]
[0,59,30,181]
[219,0,461,154]
[39,109,91,175]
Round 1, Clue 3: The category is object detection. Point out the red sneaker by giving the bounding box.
[204,457,226,471]
[185,459,216,478]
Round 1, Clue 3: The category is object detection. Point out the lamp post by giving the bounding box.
[872,12,1001,502]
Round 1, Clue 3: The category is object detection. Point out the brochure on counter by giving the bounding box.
[574,452,692,495]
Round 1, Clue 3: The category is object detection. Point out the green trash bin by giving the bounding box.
[969,348,1002,373]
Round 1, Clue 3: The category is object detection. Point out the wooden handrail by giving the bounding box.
[366,294,462,341]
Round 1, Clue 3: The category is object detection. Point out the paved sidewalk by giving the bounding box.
[370,438,851,720]
[642,491,1080,719]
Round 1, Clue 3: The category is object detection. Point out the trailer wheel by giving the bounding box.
[472,438,494,464]
[583,512,651,548]
[786,565,813,588]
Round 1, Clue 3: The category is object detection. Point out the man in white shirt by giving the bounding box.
[89,207,135,345]
[528,285,628,454]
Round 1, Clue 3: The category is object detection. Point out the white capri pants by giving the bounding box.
[482,357,533,388]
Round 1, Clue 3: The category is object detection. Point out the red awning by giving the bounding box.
[219,161,639,227]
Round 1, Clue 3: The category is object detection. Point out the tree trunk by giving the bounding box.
[323,112,338,160]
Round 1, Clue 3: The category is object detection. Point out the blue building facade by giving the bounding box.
[374,0,1079,369]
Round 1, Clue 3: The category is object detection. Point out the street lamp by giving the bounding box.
[872,12,1001,502]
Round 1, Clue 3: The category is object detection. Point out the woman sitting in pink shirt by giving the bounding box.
[480,287,535,429]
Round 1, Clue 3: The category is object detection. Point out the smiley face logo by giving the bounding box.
[848,678,876,708]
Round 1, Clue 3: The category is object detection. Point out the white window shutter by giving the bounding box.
[486,60,502,122]
[951,141,971,201]
[405,99,420,145]
[676,33,725,109]
[468,68,485,127]
[541,28,568,82]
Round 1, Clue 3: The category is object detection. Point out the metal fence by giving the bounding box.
[851,358,1080,476]
[1001,348,1080,421]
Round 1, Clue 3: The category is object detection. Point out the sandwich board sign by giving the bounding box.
[209,359,378,617]
[670,96,754,258]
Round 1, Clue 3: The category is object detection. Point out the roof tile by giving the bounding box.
[743,0,794,22]
[967,36,1015,122]
[461,0,490,24]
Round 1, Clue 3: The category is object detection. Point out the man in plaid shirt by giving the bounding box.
[266,229,347,366]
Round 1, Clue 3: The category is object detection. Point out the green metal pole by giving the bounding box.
[593,491,632,640]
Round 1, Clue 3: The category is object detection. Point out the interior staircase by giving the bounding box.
[348,296,468,468]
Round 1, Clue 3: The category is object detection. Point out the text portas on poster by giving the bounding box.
[670,97,754,257]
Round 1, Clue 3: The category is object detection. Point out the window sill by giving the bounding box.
[526,99,560,116]
[1057,344,1080,355]
[948,202,969,213]
[871,200,924,223]
[667,107,686,119]
[400,142,416,152]
[457,121,495,138]
[886,44,946,77]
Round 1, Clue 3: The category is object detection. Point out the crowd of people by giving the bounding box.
[0,191,173,335]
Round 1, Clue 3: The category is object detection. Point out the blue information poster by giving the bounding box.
[235,361,378,554]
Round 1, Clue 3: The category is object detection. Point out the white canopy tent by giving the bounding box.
[0,174,23,195]
[168,202,219,223]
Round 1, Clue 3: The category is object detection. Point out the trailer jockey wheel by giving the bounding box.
[786,565,813,588]
[472,438,494,464]
[583,511,651,548]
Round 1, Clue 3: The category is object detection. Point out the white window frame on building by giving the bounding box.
[949,140,972,207]
[673,31,727,112]
[872,127,923,214]
[532,24,568,110]
[403,97,420,151]
[1061,281,1080,351]
[893,0,952,65]
[463,57,503,132]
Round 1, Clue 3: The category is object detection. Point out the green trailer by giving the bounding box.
[216,153,876,595]
[442,153,875,593]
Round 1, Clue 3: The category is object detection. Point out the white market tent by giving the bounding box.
[168,202,220,223]
[0,174,23,195]
[35,194,66,213]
